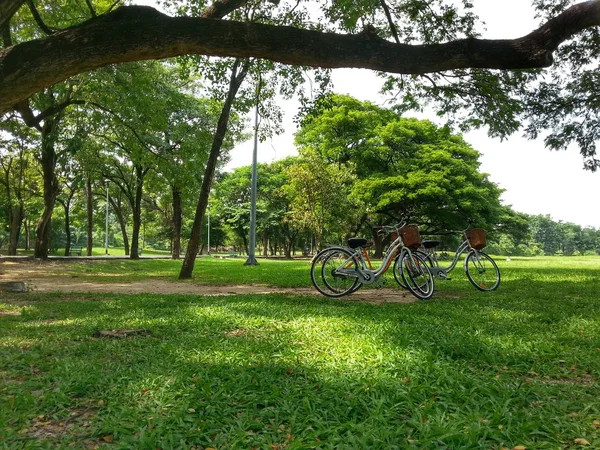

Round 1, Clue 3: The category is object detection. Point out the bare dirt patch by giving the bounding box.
[1,259,416,304]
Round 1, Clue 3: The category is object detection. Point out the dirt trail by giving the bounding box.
[0,260,416,304]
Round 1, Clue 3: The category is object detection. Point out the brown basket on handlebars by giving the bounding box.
[399,224,421,250]
[466,228,486,250]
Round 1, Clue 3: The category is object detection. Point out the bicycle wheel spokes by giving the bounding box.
[399,251,434,300]
[310,248,360,297]
[465,251,501,291]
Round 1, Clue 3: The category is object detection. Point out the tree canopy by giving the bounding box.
[2,0,600,114]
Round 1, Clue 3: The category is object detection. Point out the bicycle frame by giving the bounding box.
[332,235,413,285]
[422,231,478,280]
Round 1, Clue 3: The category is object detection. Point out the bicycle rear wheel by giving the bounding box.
[310,248,361,297]
[464,251,500,291]
[398,251,435,300]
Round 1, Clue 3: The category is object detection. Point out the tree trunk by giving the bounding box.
[171,185,182,260]
[86,176,93,256]
[34,121,58,259]
[8,205,23,255]
[179,58,248,279]
[129,165,144,260]
[261,233,268,257]
[109,197,129,256]
[62,200,71,256]
[373,228,384,259]
[24,217,30,250]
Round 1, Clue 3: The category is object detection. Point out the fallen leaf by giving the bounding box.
[187,408,196,413]
[102,436,113,442]
[512,446,527,450]
[286,369,294,374]
[574,438,590,445]
[593,420,600,429]
[285,433,292,440]
[569,412,580,418]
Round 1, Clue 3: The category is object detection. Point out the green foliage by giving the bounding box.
[295,94,507,233]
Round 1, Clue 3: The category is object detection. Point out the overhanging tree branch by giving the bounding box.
[2,1,600,115]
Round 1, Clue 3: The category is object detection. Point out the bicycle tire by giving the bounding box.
[464,251,500,291]
[398,251,435,300]
[310,248,361,297]
[393,250,433,290]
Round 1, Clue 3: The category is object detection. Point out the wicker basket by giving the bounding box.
[466,228,486,250]
[399,224,422,250]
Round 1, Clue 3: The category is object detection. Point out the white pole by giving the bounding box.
[244,75,261,266]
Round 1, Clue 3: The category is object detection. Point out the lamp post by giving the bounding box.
[244,75,261,266]
[104,179,109,255]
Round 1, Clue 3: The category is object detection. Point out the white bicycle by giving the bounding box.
[310,222,435,300]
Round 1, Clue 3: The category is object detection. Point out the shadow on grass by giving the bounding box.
[1,279,600,448]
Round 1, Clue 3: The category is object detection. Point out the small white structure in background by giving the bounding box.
[506,256,511,262]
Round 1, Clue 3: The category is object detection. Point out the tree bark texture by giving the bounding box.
[8,205,23,255]
[129,165,144,260]
[2,2,600,114]
[110,196,130,256]
[86,176,93,256]
[179,58,248,279]
[34,121,59,259]
[0,0,25,28]
[61,199,71,256]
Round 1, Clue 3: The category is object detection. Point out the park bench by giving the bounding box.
[68,246,83,256]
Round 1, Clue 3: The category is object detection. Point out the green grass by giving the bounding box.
[1,257,599,449]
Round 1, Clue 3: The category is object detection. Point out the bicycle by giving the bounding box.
[310,222,435,300]
[417,225,501,291]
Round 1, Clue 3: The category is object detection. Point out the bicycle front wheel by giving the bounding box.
[393,250,431,289]
[464,251,500,291]
[398,251,435,300]
[310,248,361,297]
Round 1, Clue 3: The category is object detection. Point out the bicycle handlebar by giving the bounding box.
[374,221,407,236]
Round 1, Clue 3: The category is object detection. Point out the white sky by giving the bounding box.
[138,0,600,228]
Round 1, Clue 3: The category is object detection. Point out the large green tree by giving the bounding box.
[296,95,507,234]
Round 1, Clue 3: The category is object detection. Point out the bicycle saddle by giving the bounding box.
[422,240,440,249]
[347,238,369,249]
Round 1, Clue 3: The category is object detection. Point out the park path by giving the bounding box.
[0,260,416,304]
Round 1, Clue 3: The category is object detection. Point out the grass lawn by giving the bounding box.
[1,256,599,449]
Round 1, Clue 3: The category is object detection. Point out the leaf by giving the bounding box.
[187,408,196,413]
[102,435,113,442]
[574,438,590,445]
[593,420,600,429]
[512,446,527,450]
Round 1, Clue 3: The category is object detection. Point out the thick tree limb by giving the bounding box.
[2,1,600,115]
[0,0,25,28]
